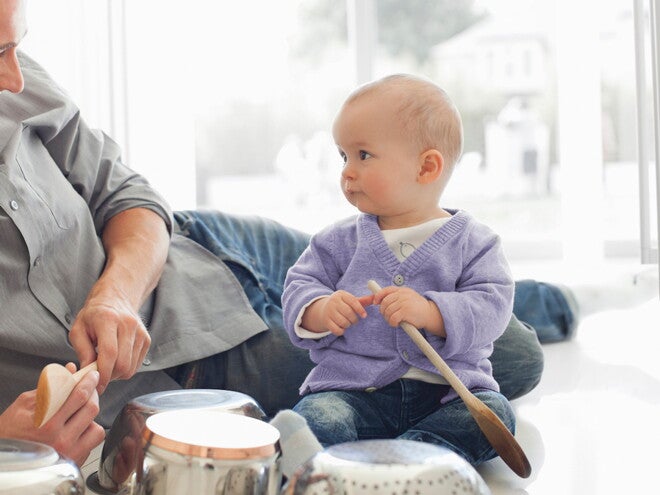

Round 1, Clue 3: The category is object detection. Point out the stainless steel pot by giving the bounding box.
[0,438,84,494]
[282,439,491,495]
[133,409,281,495]
[90,389,266,493]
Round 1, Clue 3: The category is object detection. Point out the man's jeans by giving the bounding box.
[293,381,515,466]
[170,211,576,415]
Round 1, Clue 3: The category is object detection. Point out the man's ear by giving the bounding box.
[418,149,444,184]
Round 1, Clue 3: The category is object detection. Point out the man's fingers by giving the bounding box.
[68,322,98,370]
[132,325,151,374]
[61,420,105,466]
[93,317,120,392]
[41,371,100,436]
[114,319,137,379]
[63,389,100,436]
[56,371,100,423]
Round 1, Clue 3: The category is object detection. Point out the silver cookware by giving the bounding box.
[282,439,491,495]
[90,389,266,493]
[133,409,281,495]
[0,438,84,494]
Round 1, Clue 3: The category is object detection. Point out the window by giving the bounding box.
[22,0,658,268]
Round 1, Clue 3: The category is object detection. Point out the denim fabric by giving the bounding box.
[173,210,311,311]
[490,314,545,400]
[513,279,579,343]
[169,211,315,416]
[167,210,575,415]
[293,379,515,466]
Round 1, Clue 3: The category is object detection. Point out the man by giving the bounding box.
[0,0,327,460]
[1,0,573,466]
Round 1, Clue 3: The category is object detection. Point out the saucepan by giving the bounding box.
[282,439,491,495]
[88,388,266,493]
[0,438,84,494]
[131,409,281,495]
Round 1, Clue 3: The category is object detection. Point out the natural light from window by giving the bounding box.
[21,0,658,268]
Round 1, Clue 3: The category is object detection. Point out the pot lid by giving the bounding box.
[324,439,456,465]
[130,389,259,412]
[0,439,59,471]
[143,410,279,460]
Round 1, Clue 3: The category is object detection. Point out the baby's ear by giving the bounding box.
[418,149,444,184]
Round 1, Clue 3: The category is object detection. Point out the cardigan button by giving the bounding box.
[393,274,405,286]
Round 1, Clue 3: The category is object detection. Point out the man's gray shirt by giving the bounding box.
[0,53,267,425]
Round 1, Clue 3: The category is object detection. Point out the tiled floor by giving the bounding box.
[82,262,660,494]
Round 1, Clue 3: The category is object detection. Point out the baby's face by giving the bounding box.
[333,93,429,228]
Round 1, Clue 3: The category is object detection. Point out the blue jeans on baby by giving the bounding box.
[169,210,576,416]
[293,380,515,466]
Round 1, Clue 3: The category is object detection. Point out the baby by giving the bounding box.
[282,74,515,466]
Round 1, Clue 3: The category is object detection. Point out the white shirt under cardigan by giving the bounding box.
[282,212,514,402]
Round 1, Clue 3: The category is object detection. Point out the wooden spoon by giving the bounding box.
[367,280,531,478]
[34,361,98,428]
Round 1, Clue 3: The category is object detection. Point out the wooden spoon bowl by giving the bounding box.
[367,280,531,478]
[34,362,97,428]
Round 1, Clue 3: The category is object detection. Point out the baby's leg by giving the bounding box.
[399,390,515,467]
[293,390,389,447]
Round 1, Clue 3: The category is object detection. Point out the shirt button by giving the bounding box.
[9,200,18,210]
[393,274,405,286]
[402,350,409,359]
[365,387,377,393]
[143,358,152,366]
[33,257,41,267]
[64,313,72,324]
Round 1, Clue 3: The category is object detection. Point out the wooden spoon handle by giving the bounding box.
[398,320,472,399]
[73,361,98,383]
[367,280,532,478]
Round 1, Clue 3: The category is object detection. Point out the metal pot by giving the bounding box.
[90,389,266,493]
[282,439,491,495]
[0,438,84,494]
[133,409,281,495]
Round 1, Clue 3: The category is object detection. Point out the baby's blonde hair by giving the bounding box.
[345,74,464,168]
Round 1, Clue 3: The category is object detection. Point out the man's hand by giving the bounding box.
[0,364,105,466]
[69,287,151,394]
[68,208,169,393]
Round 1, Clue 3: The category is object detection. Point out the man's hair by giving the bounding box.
[345,74,464,168]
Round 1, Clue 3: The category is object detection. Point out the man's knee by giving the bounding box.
[492,316,544,400]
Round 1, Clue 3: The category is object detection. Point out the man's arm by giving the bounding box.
[68,208,170,393]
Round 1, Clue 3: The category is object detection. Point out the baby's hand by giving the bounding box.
[309,290,373,336]
[372,286,443,334]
